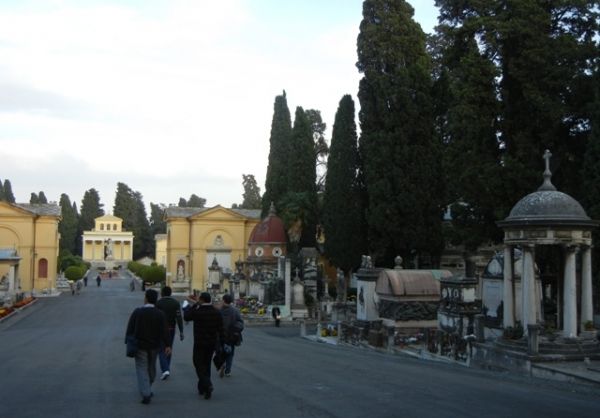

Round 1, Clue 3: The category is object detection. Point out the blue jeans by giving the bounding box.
[135,349,158,398]
[159,328,176,373]
[224,344,235,374]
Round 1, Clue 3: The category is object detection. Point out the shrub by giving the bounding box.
[140,265,166,284]
[127,261,145,276]
[64,265,85,281]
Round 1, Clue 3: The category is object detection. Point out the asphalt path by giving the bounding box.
[0,272,598,418]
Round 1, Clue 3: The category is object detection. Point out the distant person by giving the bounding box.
[219,294,243,377]
[156,286,184,381]
[130,278,136,292]
[272,306,281,327]
[83,274,88,287]
[125,289,171,405]
[96,275,101,287]
[183,292,224,400]
[76,279,82,295]
[69,281,75,296]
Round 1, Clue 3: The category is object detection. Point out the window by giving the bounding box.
[38,258,48,278]
[113,224,117,231]
[100,223,104,230]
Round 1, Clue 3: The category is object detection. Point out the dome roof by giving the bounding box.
[499,150,596,228]
[248,203,286,244]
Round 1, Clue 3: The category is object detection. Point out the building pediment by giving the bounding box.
[190,205,248,221]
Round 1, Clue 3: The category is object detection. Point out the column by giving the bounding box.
[563,246,578,338]
[284,258,291,316]
[581,246,593,327]
[503,245,515,328]
[521,245,537,334]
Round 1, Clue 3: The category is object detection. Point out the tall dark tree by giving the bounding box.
[0,179,4,201]
[113,182,152,259]
[177,194,206,208]
[240,174,261,209]
[149,203,167,236]
[357,0,445,267]
[38,191,48,204]
[3,180,15,203]
[322,95,365,295]
[281,106,318,248]
[305,109,329,192]
[29,193,39,204]
[262,91,292,217]
[178,197,187,207]
[79,188,104,233]
[58,193,79,255]
[432,11,503,251]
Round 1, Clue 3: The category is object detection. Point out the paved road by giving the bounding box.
[0,273,598,418]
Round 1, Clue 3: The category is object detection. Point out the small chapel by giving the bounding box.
[81,214,134,268]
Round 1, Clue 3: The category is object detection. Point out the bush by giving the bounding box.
[64,265,85,281]
[140,265,166,284]
[127,261,145,276]
[59,252,86,273]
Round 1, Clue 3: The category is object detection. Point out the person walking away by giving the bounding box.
[219,294,243,377]
[69,281,75,295]
[125,289,171,405]
[83,273,88,287]
[156,286,184,380]
[96,275,101,287]
[130,278,136,291]
[76,279,82,295]
[272,306,281,327]
[183,292,224,400]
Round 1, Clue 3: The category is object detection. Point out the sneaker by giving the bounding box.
[160,371,170,380]
[218,365,225,378]
[224,372,231,377]
[204,387,213,400]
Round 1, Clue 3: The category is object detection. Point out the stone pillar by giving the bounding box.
[284,258,291,316]
[503,245,515,328]
[355,266,380,321]
[581,246,593,327]
[563,246,578,338]
[521,245,537,334]
[7,265,16,293]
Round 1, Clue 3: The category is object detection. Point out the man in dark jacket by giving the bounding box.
[220,294,243,377]
[156,286,184,380]
[125,289,171,405]
[183,292,224,399]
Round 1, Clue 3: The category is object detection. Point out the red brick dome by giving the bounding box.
[249,203,287,244]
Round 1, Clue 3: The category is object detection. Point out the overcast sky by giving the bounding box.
[0,0,438,211]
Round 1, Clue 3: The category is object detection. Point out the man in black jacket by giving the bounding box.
[156,286,184,381]
[183,292,224,400]
[125,289,171,405]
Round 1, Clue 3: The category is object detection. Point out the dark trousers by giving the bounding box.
[159,327,176,373]
[193,344,215,394]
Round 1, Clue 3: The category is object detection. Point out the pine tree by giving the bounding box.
[150,203,167,235]
[30,193,39,204]
[79,188,104,233]
[357,0,445,267]
[322,95,365,291]
[187,194,206,208]
[177,197,187,207]
[240,174,261,209]
[262,91,292,217]
[58,193,79,255]
[3,180,15,203]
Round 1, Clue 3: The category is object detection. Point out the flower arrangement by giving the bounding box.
[12,297,35,309]
[0,307,14,319]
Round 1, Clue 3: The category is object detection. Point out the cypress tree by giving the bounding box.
[58,193,79,255]
[150,203,167,235]
[114,183,152,259]
[187,194,206,208]
[357,0,445,267]
[262,91,292,217]
[0,179,5,201]
[79,188,104,233]
[38,191,48,204]
[322,95,365,290]
[30,193,39,204]
[3,180,15,203]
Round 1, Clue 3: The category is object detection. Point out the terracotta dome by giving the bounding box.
[248,203,287,244]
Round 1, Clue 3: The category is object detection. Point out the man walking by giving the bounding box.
[156,286,184,381]
[183,292,223,400]
[220,294,243,377]
[125,289,171,405]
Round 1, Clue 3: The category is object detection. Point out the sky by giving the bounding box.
[0,0,439,211]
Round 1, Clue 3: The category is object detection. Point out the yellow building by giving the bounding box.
[0,201,61,293]
[155,234,167,266]
[163,205,260,291]
[82,214,134,266]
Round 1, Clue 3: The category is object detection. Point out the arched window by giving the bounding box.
[38,258,48,278]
